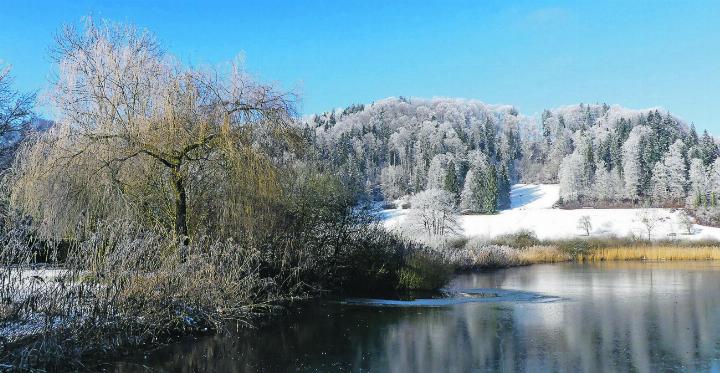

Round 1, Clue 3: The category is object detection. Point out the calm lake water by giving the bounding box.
[110,262,720,372]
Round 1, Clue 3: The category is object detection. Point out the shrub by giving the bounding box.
[490,229,539,248]
[397,250,453,291]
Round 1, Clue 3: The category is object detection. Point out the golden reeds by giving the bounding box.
[577,246,720,261]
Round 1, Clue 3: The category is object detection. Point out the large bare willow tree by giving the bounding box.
[9,19,298,243]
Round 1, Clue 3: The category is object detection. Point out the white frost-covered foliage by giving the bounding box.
[426,153,452,190]
[548,106,718,207]
[558,150,586,201]
[622,126,651,200]
[380,165,405,200]
[651,140,687,203]
[401,188,460,243]
[307,97,524,205]
[309,99,716,208]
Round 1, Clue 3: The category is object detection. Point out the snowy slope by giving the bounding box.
[384,184,720,240]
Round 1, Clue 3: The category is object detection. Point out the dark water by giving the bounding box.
[110,262,720,372]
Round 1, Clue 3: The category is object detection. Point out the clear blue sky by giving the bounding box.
[1,0,719,132]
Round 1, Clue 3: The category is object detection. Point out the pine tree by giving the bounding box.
[498,165,511,209]
[483,164,498,213]
[700,130,718,165]
[688,123,699,146]
[444,159,459,199]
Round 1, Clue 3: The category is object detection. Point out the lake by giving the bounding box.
[109,262,720,372]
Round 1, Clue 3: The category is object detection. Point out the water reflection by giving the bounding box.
[112,262,720,372]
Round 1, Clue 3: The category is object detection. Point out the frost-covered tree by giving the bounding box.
[577,215,592,236]
[10,20,296,243]
[380,165,405,200]
[688,158,711,207]
[652,140,687,203]
[636,209,660,241]
[459,151,499,213]
[460,168,481,212]
[677,210,694,235]
[403,188,460,238]
[559,151,585,201]
[665,140,688,200]
[651,161,670,202]
[622,126,650,200]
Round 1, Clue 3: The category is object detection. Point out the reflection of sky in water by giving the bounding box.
[112,262,720,373]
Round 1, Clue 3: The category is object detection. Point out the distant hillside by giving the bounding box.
[304,97,718,220]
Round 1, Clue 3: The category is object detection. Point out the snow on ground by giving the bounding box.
[0,267,70,342]
[384,184,720,241]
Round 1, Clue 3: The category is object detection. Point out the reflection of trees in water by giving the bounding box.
[113,263,720,372]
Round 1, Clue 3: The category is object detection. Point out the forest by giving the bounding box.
[307,97,720,224]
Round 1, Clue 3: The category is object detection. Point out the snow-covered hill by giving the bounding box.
[384,184,720,240]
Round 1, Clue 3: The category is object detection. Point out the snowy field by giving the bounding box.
[384,184,720,241]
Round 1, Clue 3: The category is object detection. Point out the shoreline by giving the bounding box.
[5,243,720,370]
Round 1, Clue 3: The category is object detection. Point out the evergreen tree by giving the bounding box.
[444,159,459,199]
[497,164,511,209]
[688,123,699,146]
[700,130,718,165]
[483,164,498,213]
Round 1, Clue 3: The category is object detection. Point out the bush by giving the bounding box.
[490,229,539,248]
[397,249,453,291]
[332,227,452,294]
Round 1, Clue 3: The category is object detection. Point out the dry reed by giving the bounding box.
[577,246,720,261]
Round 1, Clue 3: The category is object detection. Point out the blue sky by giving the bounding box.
[1,0,719,132]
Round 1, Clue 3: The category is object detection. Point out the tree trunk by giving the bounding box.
[173,172,189,249]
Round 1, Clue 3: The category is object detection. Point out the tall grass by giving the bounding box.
[0,215,449,369]
[445,238,571,269]
[577,246,720,261]
[447,231,720,269]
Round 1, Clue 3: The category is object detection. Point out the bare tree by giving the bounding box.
[0,64,35,167]
[637,209,660,241]
[577,215,592,236]
[9,19,298,247]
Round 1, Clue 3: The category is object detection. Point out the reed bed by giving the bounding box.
[446,243,571,269]
[519,245,573,263]
[447,233,720,270]
[577,246,720,261]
